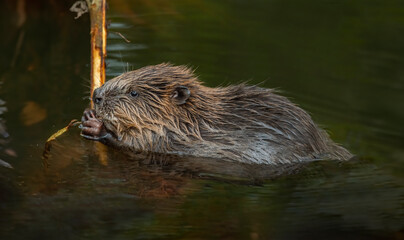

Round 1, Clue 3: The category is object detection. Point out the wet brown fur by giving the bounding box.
[93,63,352,164]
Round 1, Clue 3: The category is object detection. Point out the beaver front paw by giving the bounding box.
[80,108,109,141]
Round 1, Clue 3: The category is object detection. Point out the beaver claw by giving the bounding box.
[80,108,109,141]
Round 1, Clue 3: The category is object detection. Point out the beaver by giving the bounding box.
[81,63,352,165]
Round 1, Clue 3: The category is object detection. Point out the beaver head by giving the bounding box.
[92,63,220,152]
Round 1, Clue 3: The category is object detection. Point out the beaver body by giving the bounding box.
[81,64,352,165]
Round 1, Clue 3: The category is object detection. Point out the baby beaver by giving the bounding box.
[81,63,352,165]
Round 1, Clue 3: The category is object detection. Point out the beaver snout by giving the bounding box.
[92,88,103,105]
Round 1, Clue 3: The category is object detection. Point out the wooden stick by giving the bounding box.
[86,0,107,108]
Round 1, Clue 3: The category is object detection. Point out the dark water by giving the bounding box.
[1,0,403,239]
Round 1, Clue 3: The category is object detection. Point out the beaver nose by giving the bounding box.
[92,88,103,105]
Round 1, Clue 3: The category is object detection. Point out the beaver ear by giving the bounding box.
[172,86,190,105]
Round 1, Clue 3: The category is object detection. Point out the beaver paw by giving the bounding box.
[80,108,109,141]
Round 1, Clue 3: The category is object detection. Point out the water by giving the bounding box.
[0,0,403,239]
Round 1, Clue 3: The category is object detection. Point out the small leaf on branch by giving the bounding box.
[42,119,81,167]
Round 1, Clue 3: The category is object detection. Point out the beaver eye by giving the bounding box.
[130,90,139,97]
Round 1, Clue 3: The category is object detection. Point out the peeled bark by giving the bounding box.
[86,0,107,107]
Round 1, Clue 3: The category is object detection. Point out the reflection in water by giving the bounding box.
[39,132,305,197]
[3,132,403,239]
[0,0,403,239]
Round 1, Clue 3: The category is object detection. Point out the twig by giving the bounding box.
[111,31,131,43]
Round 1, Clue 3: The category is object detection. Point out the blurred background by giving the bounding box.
[0,0,403,239]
